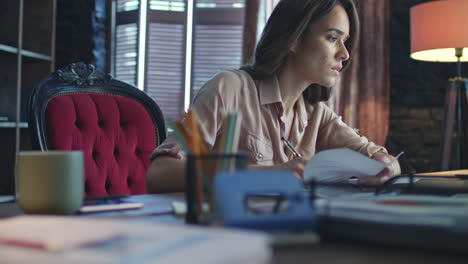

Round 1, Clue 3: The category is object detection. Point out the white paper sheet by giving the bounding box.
[0,216,123,251]
[303,148,388,198]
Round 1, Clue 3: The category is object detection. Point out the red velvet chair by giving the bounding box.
[28,62,166,197]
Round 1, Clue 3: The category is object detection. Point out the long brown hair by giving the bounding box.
[241,0,359,104]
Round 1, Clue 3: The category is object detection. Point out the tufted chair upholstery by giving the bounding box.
[28,62,166,197]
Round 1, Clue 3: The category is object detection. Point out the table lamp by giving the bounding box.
[410,0,468,170]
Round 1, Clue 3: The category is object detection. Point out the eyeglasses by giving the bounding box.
[305,172,468,198]
[374,173,417,195]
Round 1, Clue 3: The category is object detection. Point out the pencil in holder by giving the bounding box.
[185,152,248,224]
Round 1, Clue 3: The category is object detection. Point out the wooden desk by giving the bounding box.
[0,194,186,227]
[0,194,467,264]
[417,169,468,176]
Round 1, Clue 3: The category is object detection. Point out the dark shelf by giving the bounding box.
[0,0,55,195]
[0,43,52,62]
[0,122,28,128]
[0,53,18,121]
[23,0,54,55]
[0,0,19,47]
[22,49,52,61]
[0,44,18,54]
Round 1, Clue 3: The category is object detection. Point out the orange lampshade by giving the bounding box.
[411,0,468,62]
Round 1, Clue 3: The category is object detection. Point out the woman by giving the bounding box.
[146,0,400,193]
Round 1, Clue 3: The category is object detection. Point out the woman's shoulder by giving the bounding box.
[210,69,253,86]
[199,70,255,95]
[192,70,258,113]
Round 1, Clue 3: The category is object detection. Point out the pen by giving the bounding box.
[0,238,52,251]
[86,195,128,201]
[281,136,302,158]
[394,151,405,161]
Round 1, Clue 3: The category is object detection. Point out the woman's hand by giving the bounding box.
[249,157,308,181]
[357,152,401,186]
[272,157,308,181]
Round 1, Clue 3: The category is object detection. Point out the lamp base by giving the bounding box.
[439,78,468,171]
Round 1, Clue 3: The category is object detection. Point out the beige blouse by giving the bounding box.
[151,70,386,164]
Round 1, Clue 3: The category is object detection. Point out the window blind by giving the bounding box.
[196,0,244,8]
[191,25,243,98]
[115,23,138,86]
[146,23,185,119]
[191,1,245,99]
[113,0,245,119]
[150,0,185,11]
[117,0,138,11]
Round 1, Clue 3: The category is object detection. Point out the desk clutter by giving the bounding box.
[212,169,468,253]
[211,158,468,254]
[3,171,468,262]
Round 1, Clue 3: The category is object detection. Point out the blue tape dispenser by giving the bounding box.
[214,170,315,231]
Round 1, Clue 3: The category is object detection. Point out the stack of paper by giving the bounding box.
[0,215,272,264]
[0,216,123,251]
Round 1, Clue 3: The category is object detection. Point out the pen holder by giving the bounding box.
[185,152,248,224]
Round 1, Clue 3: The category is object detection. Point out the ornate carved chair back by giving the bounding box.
[28,62,166,197]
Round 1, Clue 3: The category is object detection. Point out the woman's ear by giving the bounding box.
[290,40,298,53]
[288,34,301,53]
